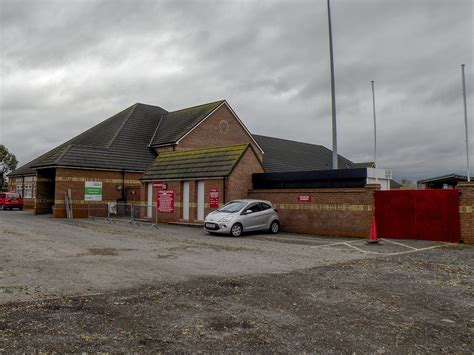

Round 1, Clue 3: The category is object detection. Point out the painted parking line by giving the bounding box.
[344,242,448,256]
[310,239,362,249]
[380,238,419,250]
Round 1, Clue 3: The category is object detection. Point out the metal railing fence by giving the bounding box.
[87,202,158,229]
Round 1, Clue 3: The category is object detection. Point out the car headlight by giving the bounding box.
[218,216,233,222]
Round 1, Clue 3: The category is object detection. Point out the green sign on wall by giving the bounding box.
[85,181,103,201]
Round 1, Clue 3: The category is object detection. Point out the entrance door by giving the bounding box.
[182,181,190,221]
[197,181,205,221]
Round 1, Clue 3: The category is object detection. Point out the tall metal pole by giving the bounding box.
[327,0,338,169]
[371,81,377,168]
[461,64,471,181]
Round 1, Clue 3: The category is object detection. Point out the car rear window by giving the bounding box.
[6,193,20,198]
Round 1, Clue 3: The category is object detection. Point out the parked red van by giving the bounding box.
[0,192,23,210]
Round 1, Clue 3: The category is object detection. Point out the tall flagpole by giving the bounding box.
[461,64,471,182]
[371,81,377,168]
[327,0,338,169]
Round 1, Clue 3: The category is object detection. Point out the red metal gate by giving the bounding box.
[374,190,460,242]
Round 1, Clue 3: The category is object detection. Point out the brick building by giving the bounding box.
[8,99,355,222]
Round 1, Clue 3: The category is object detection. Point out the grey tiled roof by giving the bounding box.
[142,144,249,180]
[252,134,354,173]
[10,100,356,178]
[10,103,168,175]
[149,100,224,146]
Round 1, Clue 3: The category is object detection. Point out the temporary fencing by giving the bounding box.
[87,202,159,229]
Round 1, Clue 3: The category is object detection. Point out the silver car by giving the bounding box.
[204,199,280,237]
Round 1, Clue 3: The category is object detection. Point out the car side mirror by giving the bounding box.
[242,209,253,215]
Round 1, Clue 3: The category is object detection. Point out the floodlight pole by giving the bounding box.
[327,0,338,169]
[371,81,377,168]
[461,64,471,182]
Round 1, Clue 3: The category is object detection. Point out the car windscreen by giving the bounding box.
[218,201,247,213]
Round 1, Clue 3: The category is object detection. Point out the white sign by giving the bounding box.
[85,181,103,201]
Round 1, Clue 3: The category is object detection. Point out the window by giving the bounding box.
[246,203,262,214]
[24,185,33,199]
[261,203,272,210]
[16,185,22,197]
[218,201,247,213]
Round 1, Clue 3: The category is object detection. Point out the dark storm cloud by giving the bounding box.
[0,0,472,181]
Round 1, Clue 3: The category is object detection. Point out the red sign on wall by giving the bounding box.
[297,195,311,202]
[210,188,219,208]
[157,190,174,213]
[153,181,166,189]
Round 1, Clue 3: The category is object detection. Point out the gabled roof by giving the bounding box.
[9,103,168,175]
[149,100,225,147]
[141,144,251,180]
[252,134,354,173]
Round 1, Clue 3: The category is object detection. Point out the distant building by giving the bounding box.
[417,174,469,189]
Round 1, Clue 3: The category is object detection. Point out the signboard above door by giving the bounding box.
[153,181,167,189]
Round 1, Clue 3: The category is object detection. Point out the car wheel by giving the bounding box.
[269,221,280,234]
[19,207,23,211]
[230,223,243,237]
[0,205,4,211]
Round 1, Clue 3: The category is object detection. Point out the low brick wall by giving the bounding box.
[248,185,378,238]
[458,182,474,244]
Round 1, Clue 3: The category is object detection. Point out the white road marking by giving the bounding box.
[310,239,362,249]
[343,242,448,256]
[380,238,419,250]
[343,243,370,253]
[383,244,447,256]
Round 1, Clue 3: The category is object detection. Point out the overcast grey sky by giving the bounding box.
[0,0,472,181]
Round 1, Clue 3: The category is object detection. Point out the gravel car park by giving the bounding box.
[1,211,473,353]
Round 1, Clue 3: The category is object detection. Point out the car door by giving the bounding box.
[259,203,274,229]
[241,203,263,231]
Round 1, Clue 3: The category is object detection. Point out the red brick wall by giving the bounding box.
[248,186,377,237]
[227,148,264,202]
[53,168,142,218]
[151,180,182,223]
[35,169,56,214]
[458,182,474,244]
[176,104,263,160]
[148,179,225,223]
[203,179,225,218]
[8,175,36,210]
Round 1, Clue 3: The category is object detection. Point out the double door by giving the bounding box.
[182,181,205,222]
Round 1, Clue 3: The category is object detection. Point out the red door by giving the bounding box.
[375,190,460,242]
